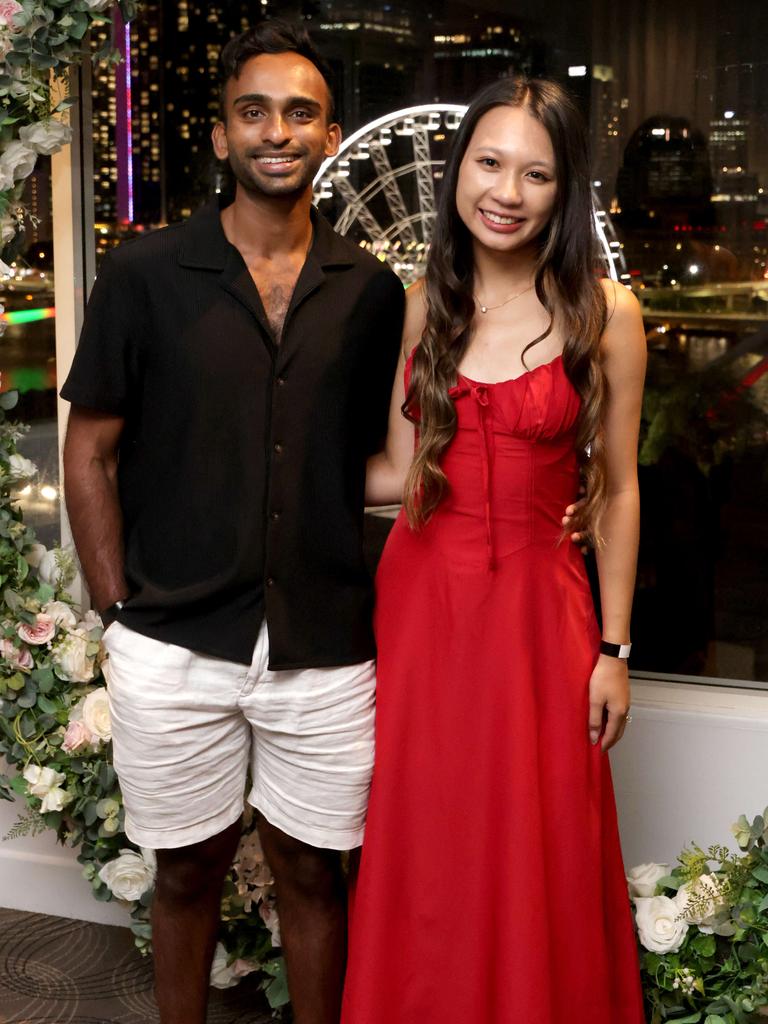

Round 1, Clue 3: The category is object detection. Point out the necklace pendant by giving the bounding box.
[480,305,487,314]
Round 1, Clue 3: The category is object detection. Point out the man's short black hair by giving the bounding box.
[218,19,336,122]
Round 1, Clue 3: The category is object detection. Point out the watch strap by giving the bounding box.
[600,639,632,659]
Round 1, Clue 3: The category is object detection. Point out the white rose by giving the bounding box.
[626,862,670,899]
[1,214,16,245]
[81,608,103,632]
[634,895,689,954]
[52,629,95,683]
[43,600,77,630]
[37,548,68,587]
[677,876,737,936]
[98,848,156,901]
[81,687,111,741]
[7,452,37,481]
[0,140,37,191]
[209,943,259,989]
[23,764,71,813]
[24,542,47,568]
[19,119,72,157]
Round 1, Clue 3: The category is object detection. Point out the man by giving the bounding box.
[62,21,404,1024]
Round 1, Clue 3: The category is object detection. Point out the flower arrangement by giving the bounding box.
[0,0,138,296]
[628,808,768,1023]
[0,390,288,1011]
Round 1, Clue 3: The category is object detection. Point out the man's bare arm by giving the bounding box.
[63,406,130,613]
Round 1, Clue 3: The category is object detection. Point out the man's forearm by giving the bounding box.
[64,455,129,613]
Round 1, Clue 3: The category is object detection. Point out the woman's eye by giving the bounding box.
[528,171,550,181]
[479,158,498,168]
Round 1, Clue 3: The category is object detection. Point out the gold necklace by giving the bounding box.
[476,283,535,314]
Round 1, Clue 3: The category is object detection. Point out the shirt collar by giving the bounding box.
[178,196,356,271]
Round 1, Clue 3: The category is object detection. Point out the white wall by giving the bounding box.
[0,792,128,926]
[1,677,766,923]
[612,678,768,868]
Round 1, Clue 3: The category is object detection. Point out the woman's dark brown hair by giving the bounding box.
[402,76,609,543]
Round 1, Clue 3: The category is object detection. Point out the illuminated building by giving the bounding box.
[91,1,164,228]
[426,15,533,102]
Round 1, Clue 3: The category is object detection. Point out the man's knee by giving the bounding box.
[155,820,242,903]
[257,817,344,903]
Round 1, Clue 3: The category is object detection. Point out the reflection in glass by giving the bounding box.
[0,157,60,548]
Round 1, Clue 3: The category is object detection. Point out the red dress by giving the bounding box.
[342,354,645,1024]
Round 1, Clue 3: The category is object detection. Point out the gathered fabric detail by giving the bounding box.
[449,379,496,570]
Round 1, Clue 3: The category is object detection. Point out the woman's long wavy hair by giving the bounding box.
[402,76,609,543]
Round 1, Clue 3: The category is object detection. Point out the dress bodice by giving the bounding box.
[406,352,583,568]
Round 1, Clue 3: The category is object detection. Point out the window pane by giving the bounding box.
[86,0,767,682]
[0,159,60,548]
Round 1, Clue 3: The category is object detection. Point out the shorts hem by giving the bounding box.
[249,793,365,851]
[124,799,244,851]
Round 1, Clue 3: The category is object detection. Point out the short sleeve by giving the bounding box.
[59,251,141,415]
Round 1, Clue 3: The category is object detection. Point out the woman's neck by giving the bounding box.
[471,242,538,302]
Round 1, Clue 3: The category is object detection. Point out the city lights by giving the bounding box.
[568,65,587,77]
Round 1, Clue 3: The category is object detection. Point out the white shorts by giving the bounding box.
[103,621,376,851]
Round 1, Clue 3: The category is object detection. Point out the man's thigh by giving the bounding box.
[104,623,251,849]
[243,657,377,852]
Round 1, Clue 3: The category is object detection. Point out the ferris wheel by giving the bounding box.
[313,104,628,286]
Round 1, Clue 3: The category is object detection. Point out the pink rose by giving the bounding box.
[0,1,22,29]
[0,638,34,671]
[18,614,56,646]
[62,719,95,754]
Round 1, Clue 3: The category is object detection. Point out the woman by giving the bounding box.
[342,77,647,1023]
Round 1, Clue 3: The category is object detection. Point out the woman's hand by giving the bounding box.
[588,654,631,752]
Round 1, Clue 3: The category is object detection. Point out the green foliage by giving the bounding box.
[637,809,768,1023]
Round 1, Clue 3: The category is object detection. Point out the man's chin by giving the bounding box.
[236,173,314,200]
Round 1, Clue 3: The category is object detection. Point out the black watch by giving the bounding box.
[599,640,632,659]
[101,598,127,627]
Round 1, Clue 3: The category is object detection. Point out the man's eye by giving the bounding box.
[291,110,312,120]
[243,109,263,119]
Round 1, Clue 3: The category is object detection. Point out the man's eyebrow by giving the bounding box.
[233,93,323,110]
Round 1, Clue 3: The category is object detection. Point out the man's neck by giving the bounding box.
[220,185,314,262]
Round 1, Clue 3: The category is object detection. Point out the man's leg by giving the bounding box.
[257,815,348,1024]
[152,818,243,1024]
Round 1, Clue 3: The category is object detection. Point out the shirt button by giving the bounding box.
[273,442,283,454]
[270,511,280,521]
[266,577,275,588]
[276,376,286,387]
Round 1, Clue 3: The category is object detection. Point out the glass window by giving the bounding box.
[85,0,767,682]
[0,158,60,548]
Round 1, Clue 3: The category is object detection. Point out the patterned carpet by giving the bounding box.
[0,909,275,1023]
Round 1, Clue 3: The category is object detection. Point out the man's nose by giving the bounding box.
[262,113,292,145]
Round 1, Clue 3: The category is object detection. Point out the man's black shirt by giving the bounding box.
[61,200,405,669]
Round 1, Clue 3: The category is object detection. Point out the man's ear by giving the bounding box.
[212,121,228,161]
[325,122,342,159]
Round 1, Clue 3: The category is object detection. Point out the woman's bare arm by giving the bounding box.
[364,281,427,506]
[589,280,647,751]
